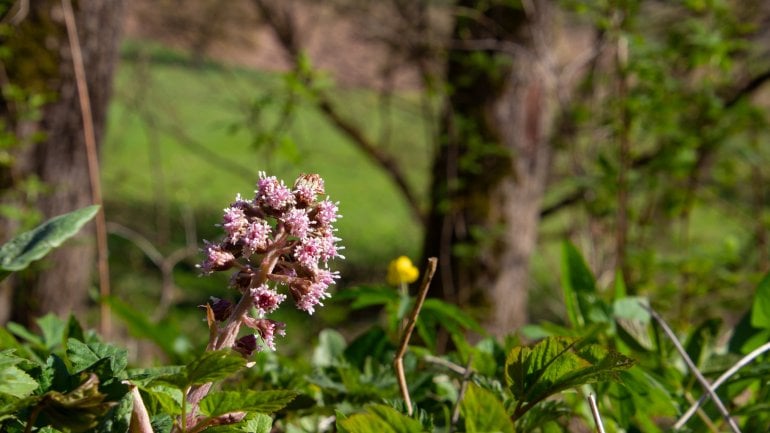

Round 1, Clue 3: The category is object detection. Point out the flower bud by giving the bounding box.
[209,297,233,322]
[233,334,259,357]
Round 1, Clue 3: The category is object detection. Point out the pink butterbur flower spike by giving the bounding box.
[186,173,343,424]
[197,172,343,353]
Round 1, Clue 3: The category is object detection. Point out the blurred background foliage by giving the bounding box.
[1,0,770,361]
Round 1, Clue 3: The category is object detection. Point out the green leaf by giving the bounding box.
[205,412,273,433]
[561,242,610,328]
[312,329,346,367]
[337,404,424,433]
[460,384,514,433]
[613,297,654,351]
[0,351,38,398]
[505,337,634,418]
[156,350,245,388]
[36,314,68,352]
[139,385,182,416]
[751,272,770,329]
[67,338,127,378]
[93,390,133,433]
[421,299,486,334]
[199,390,297,417]
[0,205,99,280]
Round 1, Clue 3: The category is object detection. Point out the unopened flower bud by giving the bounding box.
[233,334,259,357]
[209,297,233,322]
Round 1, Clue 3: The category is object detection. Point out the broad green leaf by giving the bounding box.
[140,385,182,416]
[199,390,297,417]
[0,352,38,398]
[156,350,245,388]
[312,329,346,367]
[343,326,393,369]
[561,242,611,327]
[751,271,770,329]
[0,205,99,280]
[460,384,514,433]
[37,314,68,351]
[505,337,634,416]
[422,299,486,334]
[613,297,653,351]
[337,404,424,433]
[335,285,399,309]
[67,338,127,378]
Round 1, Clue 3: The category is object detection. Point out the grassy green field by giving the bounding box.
[103,43,430,277]
[100,43,433,353]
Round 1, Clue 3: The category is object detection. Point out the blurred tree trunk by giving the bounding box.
[423,1,557,337]
[0,0,123,325]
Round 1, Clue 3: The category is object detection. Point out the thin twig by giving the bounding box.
[393,257,438,416]
[587,393,606,433]
[423,355,469,376]
[449,356,473,433]
[675,341,770,429]
[644,305,742,433]
[61,0,111,337]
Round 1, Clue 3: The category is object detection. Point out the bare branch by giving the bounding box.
[393,257,438,416]
[675,341,770,430]
[252,0,426,224]
[644,304,741,433]
[587,393,606,433]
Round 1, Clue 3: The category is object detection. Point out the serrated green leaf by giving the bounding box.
[0,364,38,398]
[461,384,514,433]
[337,404,424,433]
[140,385,182,416]
[505,337,634,418]
[94,390,132,433]
[157,350,245,388]
[199,390,297,417]
[67,338,127,377]
[751,272,770,329]
[0,205,99,280]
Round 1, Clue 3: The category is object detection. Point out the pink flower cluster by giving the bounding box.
[198,173,343,353]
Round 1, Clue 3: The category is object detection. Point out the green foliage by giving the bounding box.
[505,337,634,419]
[337,404,425,433]
[0,205,100,280]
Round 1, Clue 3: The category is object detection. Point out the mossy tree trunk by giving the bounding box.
[0,0,123,325]
[423,1,557,337]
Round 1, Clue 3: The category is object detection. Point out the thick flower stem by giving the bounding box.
[184,249,282,429]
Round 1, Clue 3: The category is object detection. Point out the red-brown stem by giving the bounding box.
[184,234,286,428]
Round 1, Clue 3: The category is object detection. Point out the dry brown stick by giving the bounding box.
[393,257,438,416]
[61,0,112,337]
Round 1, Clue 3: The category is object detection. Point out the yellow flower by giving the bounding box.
[387,256,419,286]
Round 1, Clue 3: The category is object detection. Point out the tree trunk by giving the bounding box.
[0,0,123,325]
[423,1,557,337]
